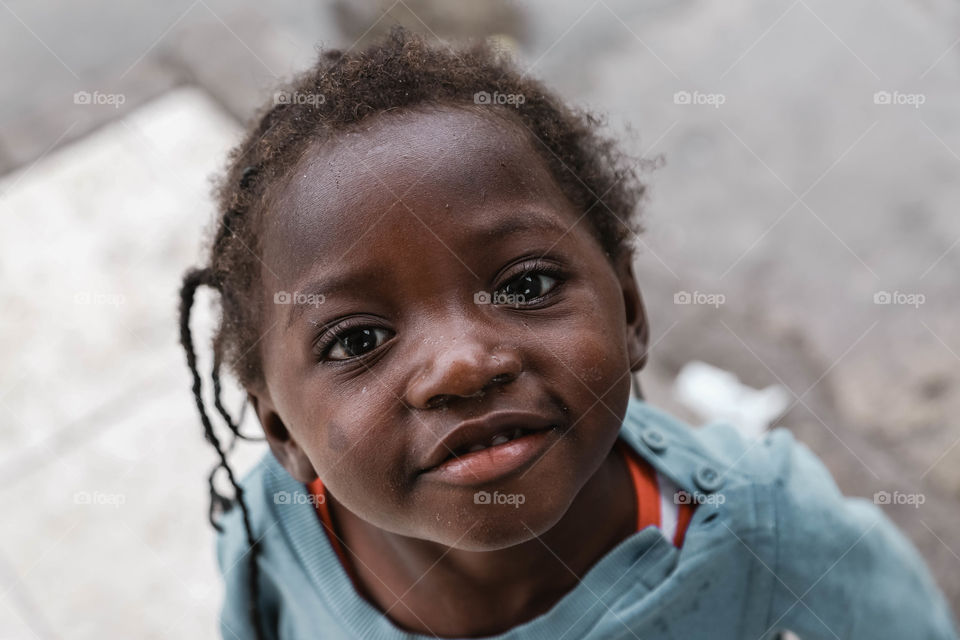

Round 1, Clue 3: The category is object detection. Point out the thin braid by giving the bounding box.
[211,357,242,437]
[212,341,263,452]
[209,319,241,437]
[210,167,264,452]
[226,397,250,454]
[178,267,265,640]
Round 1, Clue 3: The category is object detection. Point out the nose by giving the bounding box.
[405,333,523,409]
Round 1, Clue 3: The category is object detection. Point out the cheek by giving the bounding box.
[301,403,413,518]
[325,420,351,453]
[545,290,630,396]
[309,414,396,484]
[295,379,397,464]
[569,331,622,386]
[553,329,631,410]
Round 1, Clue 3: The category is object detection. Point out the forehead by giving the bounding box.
[261,106,577,283]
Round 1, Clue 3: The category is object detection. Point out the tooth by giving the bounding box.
[467,443,487,453]
[491,434,510,446]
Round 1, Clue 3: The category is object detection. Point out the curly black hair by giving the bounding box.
[178,27,649,638]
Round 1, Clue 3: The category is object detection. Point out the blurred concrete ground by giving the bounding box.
[1,0,959,637]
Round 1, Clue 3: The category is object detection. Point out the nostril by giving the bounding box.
[417,363,518,409]
[425,394,453,409]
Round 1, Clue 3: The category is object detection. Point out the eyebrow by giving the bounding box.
[284,209,575,330]
[472,209,574,239]
[284,264,393,330]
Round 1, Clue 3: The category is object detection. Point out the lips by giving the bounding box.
[449,426,537,456]
[420,410,557,474]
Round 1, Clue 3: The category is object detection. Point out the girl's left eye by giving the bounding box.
[325,327,392,361]
[497,272,559,303]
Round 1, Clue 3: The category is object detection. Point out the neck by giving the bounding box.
[329,441,635,637]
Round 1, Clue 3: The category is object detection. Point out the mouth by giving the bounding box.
[420,411,560,486]
[445,426,540,458]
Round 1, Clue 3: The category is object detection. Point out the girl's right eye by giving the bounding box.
[323,327,393,361]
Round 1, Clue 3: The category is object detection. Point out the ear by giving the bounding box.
[614,253,649,373]
[246,389,318,483]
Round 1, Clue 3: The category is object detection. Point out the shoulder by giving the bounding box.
[621,398,880,540]
[624,401,957,636]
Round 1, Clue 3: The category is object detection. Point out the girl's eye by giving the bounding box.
[325,327,392,361]
[498,272,558,303]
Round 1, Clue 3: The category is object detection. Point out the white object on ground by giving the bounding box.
[673,361,791,439]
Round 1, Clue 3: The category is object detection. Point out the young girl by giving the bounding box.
[178,29,957,640]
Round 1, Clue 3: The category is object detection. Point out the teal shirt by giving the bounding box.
[216,398,958,639]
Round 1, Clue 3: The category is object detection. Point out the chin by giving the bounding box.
[433,493,574,552]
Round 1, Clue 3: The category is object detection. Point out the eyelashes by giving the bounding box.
[325,327,393,361]
[312,258,568,364]
[312,318,393,362]
[496,259,564,305]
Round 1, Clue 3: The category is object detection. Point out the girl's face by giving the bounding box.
[250,105,648,550]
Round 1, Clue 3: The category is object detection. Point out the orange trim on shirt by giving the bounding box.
[617,439,695,548]
[674,501,695,548]
[306,478,360,587]
[616,439,661,533]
